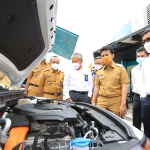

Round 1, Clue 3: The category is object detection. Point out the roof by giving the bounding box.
[50,26,78,60]
[93,25,150,63]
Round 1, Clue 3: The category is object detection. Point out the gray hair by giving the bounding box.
[71,53,83,61]
[50,56,60,62]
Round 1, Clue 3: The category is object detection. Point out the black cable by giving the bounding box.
[74,119,85,128]
[43,136,49,150]
[75,122,88,134]
[32,128,48,150]
[68,126,75,138]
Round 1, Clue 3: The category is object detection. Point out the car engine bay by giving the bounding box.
[0,89,147,150]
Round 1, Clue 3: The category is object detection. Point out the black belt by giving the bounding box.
[134,93,140,97]
[69,90,88,94]
[44,92,62,96]
[30,83,38,87]
[147,95,150,98]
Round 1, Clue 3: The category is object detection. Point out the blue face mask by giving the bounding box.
[136,57,146,64]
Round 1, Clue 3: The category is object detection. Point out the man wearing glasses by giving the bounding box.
[140,28,150,138]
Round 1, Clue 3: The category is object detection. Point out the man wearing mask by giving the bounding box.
[91,45,129,117]
[94,56,104,71]
[24,56,50,96]
[63,53,93,103]
[131,46,148,130]
[38,56,64,100]
[140,28,150,138]
[92,56,104,82]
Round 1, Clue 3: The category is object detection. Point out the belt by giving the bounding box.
[69,90,88,94]
[134,93,140,97]
[30,83,38,87]
[147,95,150,98]
[44,92,62,96]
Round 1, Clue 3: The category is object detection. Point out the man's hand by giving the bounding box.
[119,104,126,118]
[24,90,28,95]
[91,102,96,105]
[66,98,73,102]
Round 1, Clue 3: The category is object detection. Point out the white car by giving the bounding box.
[0,0,150,150]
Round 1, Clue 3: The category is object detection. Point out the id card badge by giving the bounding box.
[85,75,88,81]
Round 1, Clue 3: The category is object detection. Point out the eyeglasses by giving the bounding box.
[142,37,150,44]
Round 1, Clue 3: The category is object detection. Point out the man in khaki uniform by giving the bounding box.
[38,56,64,100]
[24,57,50,97]
[0,72,18,90]
[91,45,129,117]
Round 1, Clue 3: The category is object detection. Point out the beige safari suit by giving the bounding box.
[27,62,50,96]
[94,62,129,116]
[39,67,64,100]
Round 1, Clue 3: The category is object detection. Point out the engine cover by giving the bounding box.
[13,104,78,123]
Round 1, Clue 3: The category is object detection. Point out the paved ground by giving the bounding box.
[124,101,144,132]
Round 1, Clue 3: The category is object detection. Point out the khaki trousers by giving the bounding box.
[27,86,42,97]
[43,93,63,100]
[96,95,122,116]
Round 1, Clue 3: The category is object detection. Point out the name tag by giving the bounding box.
[85,75,88,81]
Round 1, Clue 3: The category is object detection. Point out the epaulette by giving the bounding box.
[44,69,49,72]
[116,63,123,67]
[59,70,64,73]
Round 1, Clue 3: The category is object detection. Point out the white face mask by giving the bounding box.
[144,42,150,53]
[51,63,59,70]
[95,64,102,70]
[72,62,80,70]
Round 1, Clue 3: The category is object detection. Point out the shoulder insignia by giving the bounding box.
[44,69,49,72]
[116,63,123,67]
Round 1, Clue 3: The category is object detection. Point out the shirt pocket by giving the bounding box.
[45,74,53,85]
[33,69,40,77]
[110,75,120,86]
[98,76,104,85]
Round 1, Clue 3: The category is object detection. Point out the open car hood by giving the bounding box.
[0,0,58,87]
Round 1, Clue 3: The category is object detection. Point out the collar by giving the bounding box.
[50,67,60,73]
[104,61,116,69]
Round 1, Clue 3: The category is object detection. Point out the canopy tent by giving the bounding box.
[50,26,78,60]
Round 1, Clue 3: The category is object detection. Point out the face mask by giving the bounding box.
[51,63,59,70]
[95,64,102,70]
[136,57,146,65]
[144,42,150,53]
[102,56,112,66]
[73,62,80,70]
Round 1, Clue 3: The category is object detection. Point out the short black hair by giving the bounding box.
[100,45,114,55]
[94,56,102,60]
[136,46,149,55]
[141,28,150,39]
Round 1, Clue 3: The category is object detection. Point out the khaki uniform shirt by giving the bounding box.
[39,67,64,93]
[95,62,130,97]
[28,62,50,85]
[0,72,17,90]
